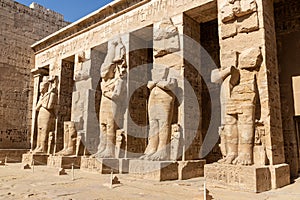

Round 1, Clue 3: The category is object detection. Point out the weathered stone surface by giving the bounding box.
[0,0,68,150]
[0,149,28,163]
[237,12,259,33]
[32,76,58,154]
[22,153,49,166]
[220,22,238,40]
[80,157,120,174]
[47,155,81,169]
[178,160,206,180]
[129,160,178,181]
[269,164,290,189]
[205,163,272,192]
[17,0,295,192]
[93,37,127,159]
[253,146,268,166]
[206,0,291,192]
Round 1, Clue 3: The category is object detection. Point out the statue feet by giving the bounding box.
[56,148,75,156]
[217,153,237,164]
[55,149,66,156]
[140,146,158,160]
[96,149,115,158]
[140,152,155,160]
[233,153,252,165]
[148,150,168,161]
[32,146,45,154]
[90,151,101,158]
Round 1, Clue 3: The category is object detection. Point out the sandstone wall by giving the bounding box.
[275,0,300,177]
[0,0,69,149]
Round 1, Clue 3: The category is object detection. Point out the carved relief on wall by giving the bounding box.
[211,47,263,165]
[33,76,58,154]
[92,37,127,158]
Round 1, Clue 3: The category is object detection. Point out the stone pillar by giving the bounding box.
[129,14,205,180]
[71,49,102,154]
[204,0,290,192]
[138,14,203,160]
[30,68,49,150]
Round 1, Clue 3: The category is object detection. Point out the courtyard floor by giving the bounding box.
[0,163,300,200]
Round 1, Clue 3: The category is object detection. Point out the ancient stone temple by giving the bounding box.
[19,0,300,193]
[0,0,69,162]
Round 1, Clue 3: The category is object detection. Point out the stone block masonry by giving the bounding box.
[0,0,69,150]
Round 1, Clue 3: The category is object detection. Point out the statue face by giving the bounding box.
[39,82,49,93]
[102,64,116,81]
[68,122,76,133]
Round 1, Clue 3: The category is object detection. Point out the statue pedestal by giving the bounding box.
[269,164,290,189]
[80,157,129,174]
[204,163,290,193]
[129,160,179,181]
[178,160,206,180]
[47,155,81,169]
[22,153,49,166]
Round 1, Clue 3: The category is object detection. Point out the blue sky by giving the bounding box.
[15,0,114,22]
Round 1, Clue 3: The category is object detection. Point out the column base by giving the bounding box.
[47,155,81,169]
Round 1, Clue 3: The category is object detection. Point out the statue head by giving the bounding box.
[68,121,77,135]
[64,122,69,135]
[48,76,59,91]
[101,63,116,81]
[39,76,49,94]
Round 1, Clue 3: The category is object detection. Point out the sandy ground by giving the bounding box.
[0,163,300,200]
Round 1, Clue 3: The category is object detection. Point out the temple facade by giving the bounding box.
[1,0,300,193]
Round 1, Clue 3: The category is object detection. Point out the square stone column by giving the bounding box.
[71,48,103,154]
[205,0,290,192]
[218,0,286,166]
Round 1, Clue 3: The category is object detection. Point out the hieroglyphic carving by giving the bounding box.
[35,0,212,67]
